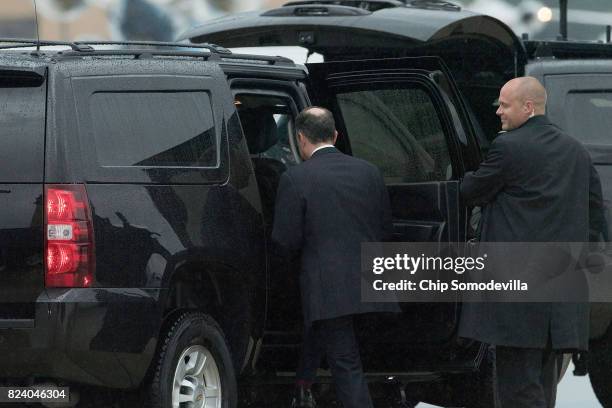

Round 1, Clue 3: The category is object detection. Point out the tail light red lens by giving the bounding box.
[45,185,95,288]
[47,188,86,221]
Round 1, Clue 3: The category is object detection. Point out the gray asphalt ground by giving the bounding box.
[417,363,601,408]
[20,362,600,407]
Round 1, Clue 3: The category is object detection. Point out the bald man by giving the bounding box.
[459,77,602,407]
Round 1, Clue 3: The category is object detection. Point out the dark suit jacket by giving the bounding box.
[272,147,396,323]
[459,115,603,350]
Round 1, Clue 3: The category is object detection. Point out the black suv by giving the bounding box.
[0,37,490,407]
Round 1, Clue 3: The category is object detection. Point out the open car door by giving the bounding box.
[305,56,481,373]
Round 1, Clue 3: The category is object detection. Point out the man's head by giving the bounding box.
[496,76,547,131]
[295,107,338,160]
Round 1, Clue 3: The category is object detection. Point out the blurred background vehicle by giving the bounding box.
[1,0,611,43]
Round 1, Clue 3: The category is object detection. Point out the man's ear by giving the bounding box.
[332,130,338,145]
[524,100,535,115]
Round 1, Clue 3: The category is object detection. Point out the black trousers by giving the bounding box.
[495,345,558,408]
[297,315,373,408]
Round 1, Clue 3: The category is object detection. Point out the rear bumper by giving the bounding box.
[0,288,164,389]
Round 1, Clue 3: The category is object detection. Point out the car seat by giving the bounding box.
[239,108,288,224]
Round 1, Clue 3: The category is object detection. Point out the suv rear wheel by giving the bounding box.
[148,312,237,408]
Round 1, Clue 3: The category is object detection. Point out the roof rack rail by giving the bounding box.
[524,40,612,60]
[59,49,294,64]
[0,39,232,55]
[220,53,295,65]
[72,40,232,55]
[0,38,295,66]
[57,49,214,60]
[57,48,294,66]
[0,38,93,52]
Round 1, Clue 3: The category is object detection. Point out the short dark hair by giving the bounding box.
[295,107,335,144]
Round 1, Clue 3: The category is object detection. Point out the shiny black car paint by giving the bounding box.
[0,69,47,323]
[0,47,486,394]
[0,52,268,389]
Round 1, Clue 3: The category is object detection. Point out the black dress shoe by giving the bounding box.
[290,387,316,408]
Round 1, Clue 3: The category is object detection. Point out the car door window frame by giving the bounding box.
[229,79,305,165]
[319,74,464,183]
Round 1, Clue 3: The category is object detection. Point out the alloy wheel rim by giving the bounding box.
[172,345,222,408]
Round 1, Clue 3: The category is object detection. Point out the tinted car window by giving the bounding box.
[566,91,612,145]
[269,113,298,166]
[336,87,451,183]
[235,93,298,167]
[90,91,217,167]
[0,80,45,182]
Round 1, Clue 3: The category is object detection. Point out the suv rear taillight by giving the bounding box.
[44,184,95,288]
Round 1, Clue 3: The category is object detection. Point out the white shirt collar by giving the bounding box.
[311,144,335,156]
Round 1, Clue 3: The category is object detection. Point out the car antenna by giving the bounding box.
[558,0,567,41]
[32,0,41,55]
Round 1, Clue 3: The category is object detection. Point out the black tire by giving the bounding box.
[589,335,612,408]
[148,312,237,408]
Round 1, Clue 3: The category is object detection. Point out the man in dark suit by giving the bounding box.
[459,77,603,407]
[272,107,394,408]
